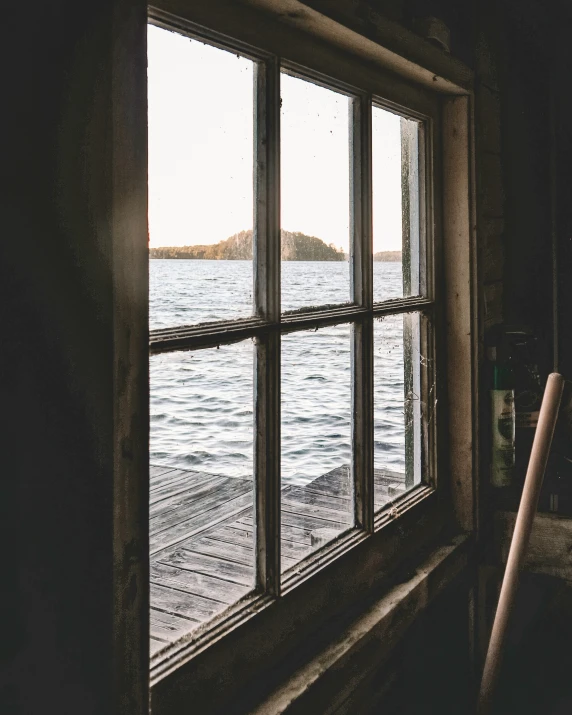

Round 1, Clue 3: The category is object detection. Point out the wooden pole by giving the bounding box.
[477,372,564,715]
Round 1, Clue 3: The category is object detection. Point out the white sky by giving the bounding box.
[148,24,406,252]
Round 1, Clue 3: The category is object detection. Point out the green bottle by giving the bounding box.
[490,344,515,487]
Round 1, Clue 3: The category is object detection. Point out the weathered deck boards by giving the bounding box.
[149,463,406,654]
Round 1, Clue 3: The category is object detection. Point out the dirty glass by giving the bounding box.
[373,313,423,512]
[148,25,255,329]
[280,72,351,312]
[372,106,421,303]
[281,325,353,573]
[149,341,254,654]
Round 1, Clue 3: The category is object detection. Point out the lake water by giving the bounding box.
[150,260,409,486]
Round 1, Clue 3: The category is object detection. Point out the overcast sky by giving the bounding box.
[148,24,406,252]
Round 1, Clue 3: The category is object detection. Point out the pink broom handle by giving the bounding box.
[477,372,564,715]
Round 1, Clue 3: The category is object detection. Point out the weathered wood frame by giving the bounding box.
[145,2,477,711]
[148,17,435,568]
[112,1,150,711]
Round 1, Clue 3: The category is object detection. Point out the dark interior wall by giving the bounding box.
[476,4,572,712]
[499,9,553,375]
[556,98,572,383]
[0,1,148,712]
[364,0,476,66]
[486,0,572,379]
[552,19,572,382]
[492,573,572,715]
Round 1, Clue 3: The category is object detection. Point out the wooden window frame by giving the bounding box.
[145,2,477,712]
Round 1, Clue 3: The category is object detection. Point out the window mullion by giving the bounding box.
[351,94,374,533]
[254,57,281,596]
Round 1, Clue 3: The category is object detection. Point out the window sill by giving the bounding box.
[250,533,470,714]
[151,528,471,715]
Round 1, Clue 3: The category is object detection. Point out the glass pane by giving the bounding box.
[372,106,421,302]
[149,341,254,652]
[374,313,422,512]
[148,25,254,329]
[281,73,351,312]
[281,325,353,573]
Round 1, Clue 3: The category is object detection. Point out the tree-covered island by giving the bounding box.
[373,250,402,261]
[150,230,345,260]
[150,229,402,262]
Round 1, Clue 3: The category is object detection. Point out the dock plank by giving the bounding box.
[203,523,254,546]
[150,468,200,491]
[235,514,313,546]
[150,606,199,642]
[150,475,233,517]
[280,507,347,533]
[151,561,247,604]
[150,473,224,508]
[190,536,254,567]
[374,467,406,484]
[304,466,352,497]
[150,492,253,555]
[149,462,407,649]
[282,484,352,513]
[282,494,353,525]
[164,549,254,587]
[150,478,251,535]
[150,464,179,478]
[151,582,225,622]
[206,523,310,561]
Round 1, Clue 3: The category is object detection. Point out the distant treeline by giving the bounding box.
[150,230,346,261]
[150,230,403,262]
[373,250,402,261]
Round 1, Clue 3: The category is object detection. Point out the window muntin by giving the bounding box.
[148,19,437,662]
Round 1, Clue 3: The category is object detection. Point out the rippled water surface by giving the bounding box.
[150,260,408,484]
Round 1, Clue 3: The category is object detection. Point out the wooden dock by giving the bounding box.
[150,464,406,655]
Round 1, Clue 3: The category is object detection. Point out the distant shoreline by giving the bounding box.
[149,229,402,262]
[149,255,403,261]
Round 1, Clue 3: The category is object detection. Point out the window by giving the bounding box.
[144,3,478,703]
[148,14,437,657]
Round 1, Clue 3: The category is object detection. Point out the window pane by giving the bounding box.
[281,73,351,312]
[374,313,423,512]
[148,25,254,329]
[149,342,254,652]
[372,106,421,302]
[281,325,353,572]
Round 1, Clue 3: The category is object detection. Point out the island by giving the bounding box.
[150,229,346,261]
[149,230,403,262]
[373,250,402,262]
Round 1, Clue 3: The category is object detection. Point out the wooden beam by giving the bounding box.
[111,0,150,711]
[243,0,473,94]
[442,95,478,533]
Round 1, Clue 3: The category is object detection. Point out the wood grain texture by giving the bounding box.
[111,0,149,711]
[149,463,409,648]
[443,94,478,533]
